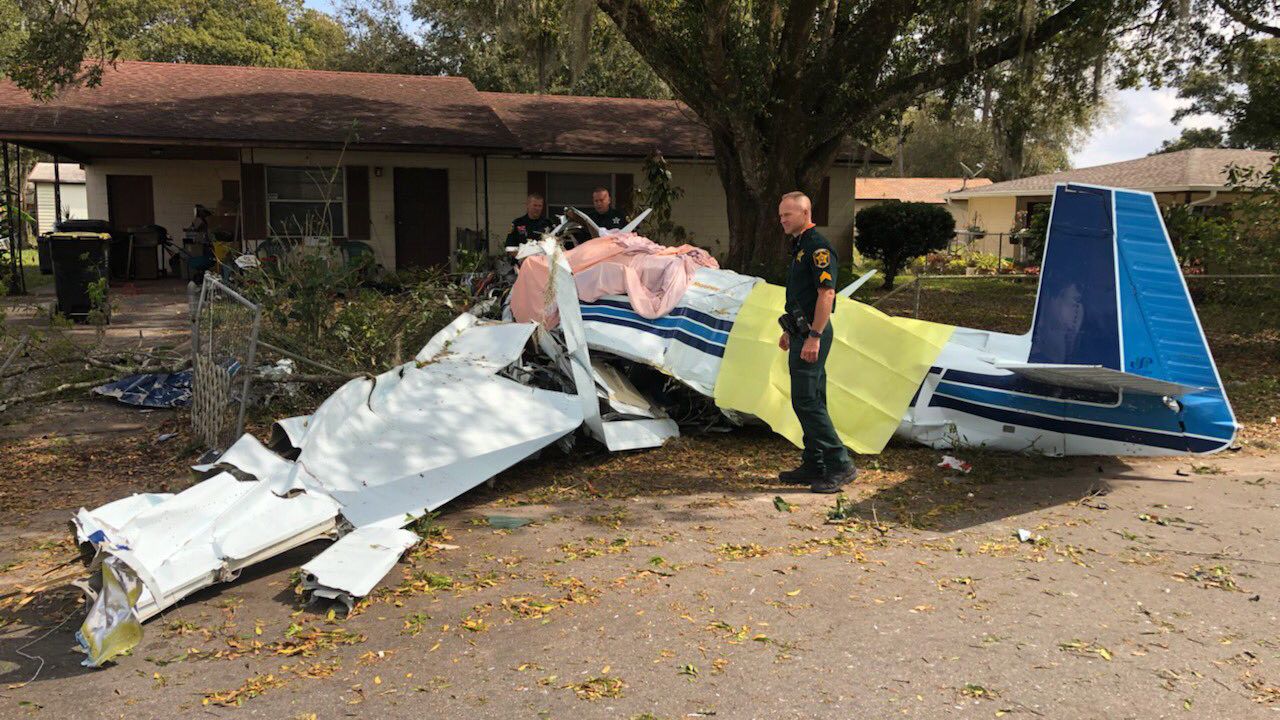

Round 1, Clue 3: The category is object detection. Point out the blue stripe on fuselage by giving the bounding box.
[929,393,1228,453]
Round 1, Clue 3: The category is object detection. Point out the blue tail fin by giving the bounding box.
[1029,185,1121,368]
[1030,183,1238,450]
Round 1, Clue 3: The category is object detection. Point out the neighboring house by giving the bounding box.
[946,148,1277,255]
[854,176,992,240]
[25,162,87,234]
[0,62,888,270]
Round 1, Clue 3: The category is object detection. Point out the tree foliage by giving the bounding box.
[854,202,956,289]
[588,0,1152,274]
[1172,38,1280,149]
[634,151,688,245]
[1152,127,1228,154]
[409,0,668,96]
[887,96,1099,182]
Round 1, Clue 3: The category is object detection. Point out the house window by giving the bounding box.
[265,166,346,237]
[544,172,615,212]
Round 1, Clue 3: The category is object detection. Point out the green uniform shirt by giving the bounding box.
[584,205,627,230]
[785,226,838,323]
[505,214,555,250]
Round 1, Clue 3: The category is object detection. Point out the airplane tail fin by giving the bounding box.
[1028,183,1237,449]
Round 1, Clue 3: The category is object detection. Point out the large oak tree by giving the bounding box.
[590,0,1151,273]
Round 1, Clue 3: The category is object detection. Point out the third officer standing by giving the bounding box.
[776,191,856,493]
[505,193,554,255]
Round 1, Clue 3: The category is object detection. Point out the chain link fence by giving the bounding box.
[190,274,262,452]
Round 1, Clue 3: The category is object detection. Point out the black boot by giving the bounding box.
[810,464,857,494]
[778,463,823,484]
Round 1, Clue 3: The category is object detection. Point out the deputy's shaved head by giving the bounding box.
[778,191,813,236]
[780,191,811,212]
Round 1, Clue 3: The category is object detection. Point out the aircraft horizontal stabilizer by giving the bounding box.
[993,362,1209,397]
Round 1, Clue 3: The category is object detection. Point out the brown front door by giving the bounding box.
[106,175,155,231]
[393,168,450,269]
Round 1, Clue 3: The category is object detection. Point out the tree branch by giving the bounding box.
[595,0,716,119]
[1212,0,1280,37]
[876,0,1114,114]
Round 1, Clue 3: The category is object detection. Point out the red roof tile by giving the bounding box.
[856,177,991,203]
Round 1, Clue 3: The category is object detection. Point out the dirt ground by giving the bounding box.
[0,412,1278,719]
[0,277,1277,719]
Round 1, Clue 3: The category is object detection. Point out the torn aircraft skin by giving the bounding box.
[71,183,1235,667]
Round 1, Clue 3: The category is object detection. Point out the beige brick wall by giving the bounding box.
[85,159,241,240]
[85,151,863,269]
[244,149,479,270]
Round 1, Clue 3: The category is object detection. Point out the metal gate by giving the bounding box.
[191,274,261,452]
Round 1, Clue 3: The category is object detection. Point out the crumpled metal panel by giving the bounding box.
[300,526,419,611]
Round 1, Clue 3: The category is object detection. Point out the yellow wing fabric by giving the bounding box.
[713,283,954,455]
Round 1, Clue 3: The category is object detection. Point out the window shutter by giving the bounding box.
[812,176,831,226]
[614,173,634,213]
[240,163,267,240]
[527,171,547,199]
[346,165,370,239]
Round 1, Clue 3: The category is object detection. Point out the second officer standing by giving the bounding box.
[776,191,856,493]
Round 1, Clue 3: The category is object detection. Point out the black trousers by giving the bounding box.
[788,323,851,471]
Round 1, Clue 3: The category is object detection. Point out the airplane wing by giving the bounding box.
[564,207,605,238]
[838,270,877,298]
[619,208,652,234]
[993,362,1209,396]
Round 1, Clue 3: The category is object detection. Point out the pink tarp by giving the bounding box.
[509,234,719,327]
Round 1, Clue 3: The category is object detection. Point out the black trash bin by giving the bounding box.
[36,234,53,274]
[48,232,112,322]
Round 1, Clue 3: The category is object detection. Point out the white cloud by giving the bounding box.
[1071,86,1225,168]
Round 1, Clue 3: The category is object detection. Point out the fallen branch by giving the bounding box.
[0,333,31,376]
[253,371,357,385]
[1153,546,1280,568]
[256,339,351,377]
[0,361,188,409]
[0,378,114,408]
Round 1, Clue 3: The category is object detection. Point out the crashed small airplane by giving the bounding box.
[71,182,1235,666]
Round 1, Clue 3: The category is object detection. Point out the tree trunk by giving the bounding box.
[881,265,898,291]
[713,131,834,278]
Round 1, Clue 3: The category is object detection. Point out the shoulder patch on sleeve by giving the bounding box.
[812,248,831,268]
[819,270,833,284]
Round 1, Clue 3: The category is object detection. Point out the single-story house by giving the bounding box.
[25,162,87,234]
[853,176,992,239]
[946,148,1276,255]
[0,61,888,270]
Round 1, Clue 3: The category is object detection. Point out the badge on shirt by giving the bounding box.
[795,249,805,262]
[813,249,831,268]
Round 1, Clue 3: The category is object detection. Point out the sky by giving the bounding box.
[1070,85,1224,168]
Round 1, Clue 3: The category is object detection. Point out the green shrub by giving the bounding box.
[854,202,955,289]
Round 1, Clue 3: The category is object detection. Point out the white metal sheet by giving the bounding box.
[994,362,1208,396]
[301,526,418,599]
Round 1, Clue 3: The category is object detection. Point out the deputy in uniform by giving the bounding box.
[584,187,627,230]
[776,191,856,493]
[505,193,554,255]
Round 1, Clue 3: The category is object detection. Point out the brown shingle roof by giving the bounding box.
[482,91,712,158]
[0,61,519,151]
[856,177,991,203]
[947,149,1277,198]
[481,91,890,162]
[0,62,892,162]
[27,162,85,183]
